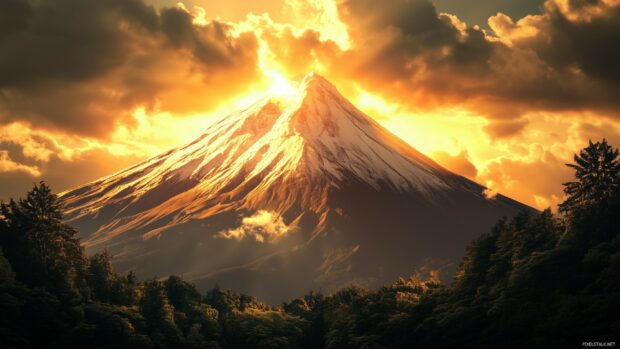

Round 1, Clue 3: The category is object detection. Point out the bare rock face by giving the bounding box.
[60,73,531,303]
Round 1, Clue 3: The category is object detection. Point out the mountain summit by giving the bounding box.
[60,73,530,302]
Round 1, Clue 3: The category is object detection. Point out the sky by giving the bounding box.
[1,0,619,210]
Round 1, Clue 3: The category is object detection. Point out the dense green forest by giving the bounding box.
[1,139,618,349]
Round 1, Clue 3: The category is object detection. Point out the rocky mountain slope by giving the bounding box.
[60,73,531,302]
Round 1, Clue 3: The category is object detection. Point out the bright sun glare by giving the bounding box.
[266,71,298,99]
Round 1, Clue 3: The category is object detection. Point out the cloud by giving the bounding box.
[245,14,343,79]
[283,0,350,49]
[432,0,546,29]
[576,120,620,147]
[0,120,148,202]
[536,0,620,84]
[335,0,496,107]
[0,143,144,202]
[217,210,295,243]
[488,13,543,45]
[331,0,620,126]
[482,187,499,200]
[431,150,478,179]
[0,0,259,137]
[3,0,618,139]
[478,148,574,209]
[0,0,619,213]
[483,118,529,139]
[0,150,40,177]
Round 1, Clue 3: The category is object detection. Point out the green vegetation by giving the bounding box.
[1,139,618,348]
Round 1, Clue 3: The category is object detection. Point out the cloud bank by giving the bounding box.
[0,0,258,137]
[1,0,619,209]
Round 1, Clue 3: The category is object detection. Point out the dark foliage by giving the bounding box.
[560,139,620,214]
[0,182,88,303]
[0,140,618,348]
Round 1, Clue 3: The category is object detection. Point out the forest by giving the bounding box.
[0,139,618,349]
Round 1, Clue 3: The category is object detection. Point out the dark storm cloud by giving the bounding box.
[159,7,256,67]
[432,0,545,28]
[337,0,500,110]
[534,1,620,84]
[342,0,442,35]
[483,119,529,139]
[340,0,494,76]
[2,0,619,142]
[0,0,159,88]
[484,0,620,114]
[0,0,258,137]
[336,0,620,137]
[0,0,33,38]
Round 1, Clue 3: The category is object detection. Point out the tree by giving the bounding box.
[0,248,14,283]
[559,139,620,214]
[88,250,115,302]
[0,182,89,302]
[140,280,176,328]
[139,279,182,346]
[164,275,201,310]
[88,250,137,305]
[223,309,307,349]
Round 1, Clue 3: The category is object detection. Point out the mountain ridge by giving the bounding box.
[59,73,531,302]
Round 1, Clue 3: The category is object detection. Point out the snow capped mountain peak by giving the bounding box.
[58,74,530,302]
[259,72,330,109]
[258,72,343,119]
[299,71,336,93]
[221,73,451,196]
[61,74,476,244]
[265,72,451,191]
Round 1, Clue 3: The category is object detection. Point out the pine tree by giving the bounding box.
[0,182,89,302]
[139,279,182,346]
[140,279,176,329]
[88,250,115,302]
[164,275,201,310]
[559,139,620,214]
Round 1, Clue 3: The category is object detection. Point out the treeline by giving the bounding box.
[0,140,619,348]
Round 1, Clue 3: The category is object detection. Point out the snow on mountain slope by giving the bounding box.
[59,73,531,302]
[62,73,459,240]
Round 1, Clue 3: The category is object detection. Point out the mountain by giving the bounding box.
[59,73,531,303]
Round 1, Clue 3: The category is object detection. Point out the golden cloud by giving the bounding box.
[217,210,295,243]
[1,0,619,212]
[0,150,40,177]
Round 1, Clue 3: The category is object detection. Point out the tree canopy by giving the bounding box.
[1,140,619,348]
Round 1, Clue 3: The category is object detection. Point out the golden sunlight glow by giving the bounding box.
[353,85,400,118]
[266,72,298,99]
[283,0,351,50]
[6,0,618,213]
